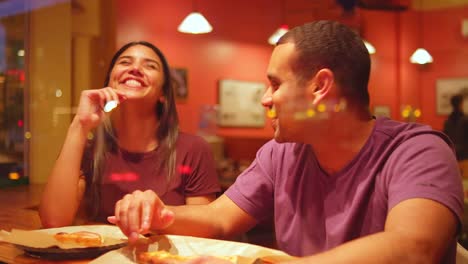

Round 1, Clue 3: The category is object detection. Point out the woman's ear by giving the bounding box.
[310,69,334,105]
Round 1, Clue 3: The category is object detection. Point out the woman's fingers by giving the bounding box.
[102,87,127,112]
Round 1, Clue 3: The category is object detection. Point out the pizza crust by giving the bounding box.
[53,231,104,247]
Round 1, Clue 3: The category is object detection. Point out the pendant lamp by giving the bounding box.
[178,0,212,34]
[269,0,288,45]
[363,39,376,54]
[410,0,433,64]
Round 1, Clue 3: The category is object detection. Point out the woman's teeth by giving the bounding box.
[125,79,142,87]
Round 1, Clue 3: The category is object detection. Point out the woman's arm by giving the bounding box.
[39,118,89,227]
[39,88,126,227]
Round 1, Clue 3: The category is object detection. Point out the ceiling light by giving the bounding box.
[178,12,212,34]
[268,25,289,45]
[410,0,433,65]
[410,48,433,64]
[17,49,25,57]
[363,39,376,54]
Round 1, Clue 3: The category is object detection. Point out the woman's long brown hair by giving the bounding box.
[85,41,179,220]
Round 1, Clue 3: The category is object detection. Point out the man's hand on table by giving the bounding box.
[107,190,174,243]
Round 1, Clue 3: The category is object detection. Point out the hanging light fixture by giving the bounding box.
[410,0,433,64]
[362,39,376,54]
[268,0,288,45]
[268,25,289,45]
[178,0,212,34]
[410,48,433,64]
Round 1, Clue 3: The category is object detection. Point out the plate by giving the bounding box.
[16,241,127,260]
[4,225,129,260]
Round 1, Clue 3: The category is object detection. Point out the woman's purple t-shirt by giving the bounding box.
[83,132,220,221]
[225,118,463,262]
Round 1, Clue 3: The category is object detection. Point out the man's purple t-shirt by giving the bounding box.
[83,132,220,221]
[225,118,464,262]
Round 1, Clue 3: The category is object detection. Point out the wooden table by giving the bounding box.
[0,184,90,263]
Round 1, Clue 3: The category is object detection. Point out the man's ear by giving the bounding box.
[308,69,334,105]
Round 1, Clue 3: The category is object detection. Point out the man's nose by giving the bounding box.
[261,88,273,107]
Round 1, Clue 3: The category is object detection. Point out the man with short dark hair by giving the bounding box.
[110,20,463,263]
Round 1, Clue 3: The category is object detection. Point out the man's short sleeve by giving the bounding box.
[384,133,464,224]
[225,142,275,222]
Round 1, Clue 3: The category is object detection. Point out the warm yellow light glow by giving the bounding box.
[306,109,316,117]
[24,131,31,139]
[267,108,277,118]
[317,104,326,113]
[9,172,20,180]
[402,107,411,118]
[413,109,422,118]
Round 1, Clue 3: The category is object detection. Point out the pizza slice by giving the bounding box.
[53,231,104,247]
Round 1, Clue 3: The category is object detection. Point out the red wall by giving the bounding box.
[116,0,468,135]
[363,6,468,130]
[115,0,278,139]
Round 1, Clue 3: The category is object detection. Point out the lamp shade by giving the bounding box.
[178,12,213,34]
[268,25,289,45]
[409,48,433,64]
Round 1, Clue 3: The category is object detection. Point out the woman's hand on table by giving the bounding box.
[107,190,174,243]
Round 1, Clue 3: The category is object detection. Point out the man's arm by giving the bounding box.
[109,193,258,243]
[165,194,258,239]
[287,198,457,264]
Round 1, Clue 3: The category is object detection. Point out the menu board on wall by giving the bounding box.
[218,79,266,127]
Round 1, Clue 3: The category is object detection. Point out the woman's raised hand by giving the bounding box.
[74,87,127,132]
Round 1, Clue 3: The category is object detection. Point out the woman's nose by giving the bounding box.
[128,64,144,76]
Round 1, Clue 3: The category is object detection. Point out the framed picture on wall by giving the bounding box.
[373,105,391,118]
[218,79,266,127]
[436,78,468,115]
[170,68,188,101]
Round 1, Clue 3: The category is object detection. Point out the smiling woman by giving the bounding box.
[38,41,221,228]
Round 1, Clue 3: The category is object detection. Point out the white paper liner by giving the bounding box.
[91,234,295,264]
[0,225,127,249]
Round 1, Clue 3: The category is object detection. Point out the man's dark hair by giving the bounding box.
[278,20,371,110]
